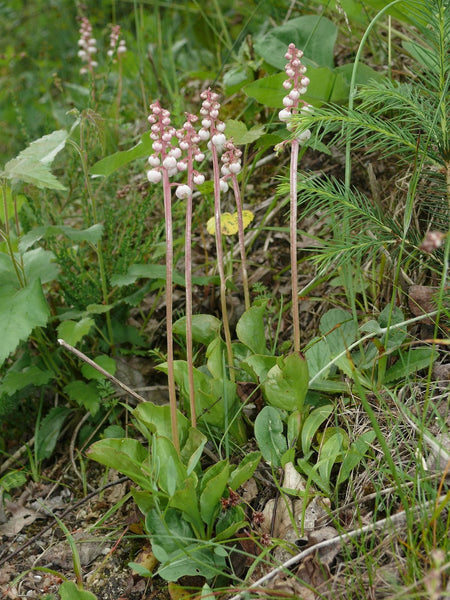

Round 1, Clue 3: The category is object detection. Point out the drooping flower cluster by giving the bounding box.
[146,103,203,200]
[278,43,312,145]
[221,140,242,177]
[198,89,227,151]
[77,17,98,75]
[107,24,127,60]
[175,113,205,187]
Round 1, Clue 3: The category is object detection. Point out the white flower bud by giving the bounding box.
[212,133,226,147]
[202,118,212,128]
[228,162,241,174]
[152,141,162,152]
[195,152,205,162]
[283,96,294,107]
[147,169,162,183]
[216,122,226,132]
[169,147,182,159]
[198,129,210,141]
[193,173,205,185]
[297,129,311,144]
[221,165,230,176]
[177,161,187,171]
[163,156,177,169]
[148,155,160,167]
[279,109,291,122]
[219,179,228,192]
[283,80,292,89]
[175,184,192,199]
[210,109,219,119]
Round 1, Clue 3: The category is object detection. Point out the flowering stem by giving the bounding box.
[162,168,180,452]
[290,138,301,353]
[231,174,250,311]
[185,154,196,427]
[212,144,235,382]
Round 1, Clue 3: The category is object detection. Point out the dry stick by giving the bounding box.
[228,494,449,600]
[0,476,129,568]
[57,339,147,404]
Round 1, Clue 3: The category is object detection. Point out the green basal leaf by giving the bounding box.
[240,353,278,383]
[317,430,346,483]
[59,581,97,600]
[87,438,152,491]
[262,353,309,412]
[90,132,153,177]
[0,365,54,396]
[36,406,72,461]
[296,458,330,495]
[200,461,230,532]
[81,355,116,381]
[225,119,265,145]
[384,347,439,383]
[301,405,334,455]
[0,280,50,366]
[19,223,104,252]
[337,430,376,486]
[228,451,261,491]
[236,303,269,355]
[64,380,100,416]
[173,314,222,345]
[181,427,207,475]
[169,476,204,538]
[154,436,187,496]
[2,129,68,190]
[0,470,27,492]
[254,406,287,467]
[254,15,337,70]
[214,505,247,541]
[133,401,191,449]
[57,317,95,347]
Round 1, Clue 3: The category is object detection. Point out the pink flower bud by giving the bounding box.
[283,80,292,89]
[152,141,162,152]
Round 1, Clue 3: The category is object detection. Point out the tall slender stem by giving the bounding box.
[231,174,250,311]
[185,149,196,427]
[290,138,300,353]
[162,168,180,451]
[211,144,235,382]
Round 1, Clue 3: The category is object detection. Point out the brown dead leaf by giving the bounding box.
[0,501,43,536]
[408,285,439,324]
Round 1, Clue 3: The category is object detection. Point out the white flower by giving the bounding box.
[219,179,228,192]
[279,109,291,122]
[148,155,160,167]
[212,133,226,147]
[198,129,210,141]
[147,169,162,183]
[202,119,212,128]
[193,173,205,185]
[152,142,162,152]
[194,152,205,162]
[297,129,311,144]
[169,147,182,159]
[228,162,241,174]
[216,122,226,132]
[175,184,192,199]
[221,165,230,176]
[162,156,177,169]
[177,161,187,171]
[283,96,294,107]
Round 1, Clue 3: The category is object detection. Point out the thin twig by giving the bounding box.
[57,339,147,404]
[228,494,449,600]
